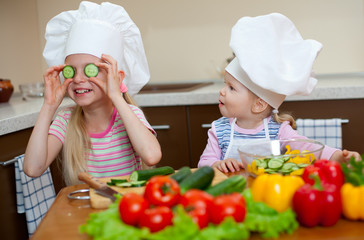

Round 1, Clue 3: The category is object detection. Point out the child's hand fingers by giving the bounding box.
[88,77,106,92]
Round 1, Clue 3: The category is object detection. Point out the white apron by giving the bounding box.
[224,117,271,161]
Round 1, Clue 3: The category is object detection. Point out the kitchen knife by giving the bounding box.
[78,172,120,202]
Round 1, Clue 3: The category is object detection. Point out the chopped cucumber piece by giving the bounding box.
[84,63,99,77]
[268,159,283,169]
[62,65,75,79]
[116,180,146,187]
[282,163,297,171]
[107,179,128,186]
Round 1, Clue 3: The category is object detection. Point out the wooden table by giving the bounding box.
[32,171,364,240]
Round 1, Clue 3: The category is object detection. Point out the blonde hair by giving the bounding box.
[63,92,136,185]
[272,111,297,130]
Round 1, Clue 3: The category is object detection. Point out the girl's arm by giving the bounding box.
[23,65,72,177]
[90,54,161,166]
[198,124,222,167]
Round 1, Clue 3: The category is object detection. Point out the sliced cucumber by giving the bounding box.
[116,180,146,187]
[129,166,175,182]
[62,65,75,79]
[107,179,128,186]
[170,166,192,183]
[179,166,215,194]
[84,63,99,77]
[268,159,283,169]
[205,175,246,196]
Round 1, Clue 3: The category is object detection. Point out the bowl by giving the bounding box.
[238,138,324,177]
[19,82,44,100]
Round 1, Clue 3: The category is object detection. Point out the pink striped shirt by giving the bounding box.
[49,105,156,178]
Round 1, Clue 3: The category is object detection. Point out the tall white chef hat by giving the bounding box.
[225,13,322,110]
[43,1,149,96]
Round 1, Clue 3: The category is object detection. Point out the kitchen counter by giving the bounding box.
[2,73,364,136]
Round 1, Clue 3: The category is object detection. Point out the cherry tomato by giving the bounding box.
[139,206,174,232]
[179,189,214,228]
[209,193,246,224]
[119,192,149,226]
[144,176,181,207]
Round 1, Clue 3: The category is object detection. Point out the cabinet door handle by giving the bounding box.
[201,124,212,128]
[151,125,170,130]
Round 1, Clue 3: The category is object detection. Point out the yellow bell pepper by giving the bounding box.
[251,174,304,212]
[341,183,364,220]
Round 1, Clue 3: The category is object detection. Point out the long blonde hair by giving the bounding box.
[63,92,136,185]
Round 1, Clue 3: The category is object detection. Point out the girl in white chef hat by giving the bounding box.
[198,13,360,173]
[23,1,161,185]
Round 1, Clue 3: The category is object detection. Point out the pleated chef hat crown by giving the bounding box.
[43,1,150,96]
[225,13,322,109]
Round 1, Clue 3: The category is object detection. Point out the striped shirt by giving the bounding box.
[49,105,155,178]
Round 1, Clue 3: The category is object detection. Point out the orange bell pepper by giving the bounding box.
[251,174,304,212]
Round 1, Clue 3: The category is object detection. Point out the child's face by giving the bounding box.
[65,54,108,107]
[219,72,258,120]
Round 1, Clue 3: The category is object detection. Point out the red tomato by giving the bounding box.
[209,193,246,224]
[144,176,181,207]
[119,192,149,226]
[179,189,214,228]
[139,206,174,232]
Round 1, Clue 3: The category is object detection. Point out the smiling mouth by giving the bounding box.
[75,89,92,94]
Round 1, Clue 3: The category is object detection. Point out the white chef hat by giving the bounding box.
[43,1,149,96]
[225,13,322,109]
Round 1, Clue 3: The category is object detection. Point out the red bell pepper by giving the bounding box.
[302,159,344,189]
[292,175,342,227]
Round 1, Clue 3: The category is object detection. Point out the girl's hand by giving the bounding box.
[212,158,244,173]
[89,54,123,100]
[331,149,362,163]
[43,65,72,108]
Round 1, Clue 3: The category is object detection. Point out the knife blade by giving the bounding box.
[78,172,120,202]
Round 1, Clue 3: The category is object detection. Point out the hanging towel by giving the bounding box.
[296,118,345,149]
[14,154,56,237]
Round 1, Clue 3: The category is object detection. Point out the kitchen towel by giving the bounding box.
[14,154,56,237]
[296,118,345,149]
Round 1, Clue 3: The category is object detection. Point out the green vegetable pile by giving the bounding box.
[80,189,298,240]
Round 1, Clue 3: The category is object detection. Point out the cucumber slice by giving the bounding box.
[62,65,75,79]
[107,179,128,186]
[116,180,147,187]
[268,159,283,169]
[282,163,297,171]
[84,63,99,77]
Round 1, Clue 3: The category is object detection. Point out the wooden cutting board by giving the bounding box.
[89,168,228,209]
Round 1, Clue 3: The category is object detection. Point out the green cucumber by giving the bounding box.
[179,166,215,193]
[116,180,147,187]
[107,179,128,186]
[129,166,175,182]
[170,166,192,183]
[268,159,283,169]
[205,175,246,197]
[84,63,99,77]
[62,65,75,79]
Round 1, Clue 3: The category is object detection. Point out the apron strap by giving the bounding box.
[224,118,237,160]
[263,117,270,140]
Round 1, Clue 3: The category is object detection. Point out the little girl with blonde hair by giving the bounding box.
[24,1,161,185]
[199,13,361,173]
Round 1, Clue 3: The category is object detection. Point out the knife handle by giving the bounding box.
[78,172,107,189]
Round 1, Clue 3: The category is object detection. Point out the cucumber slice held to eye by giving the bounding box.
[84,63,99,77]
[62,65,75,79]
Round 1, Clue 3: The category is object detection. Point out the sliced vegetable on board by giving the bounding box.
[292,174,342,227]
